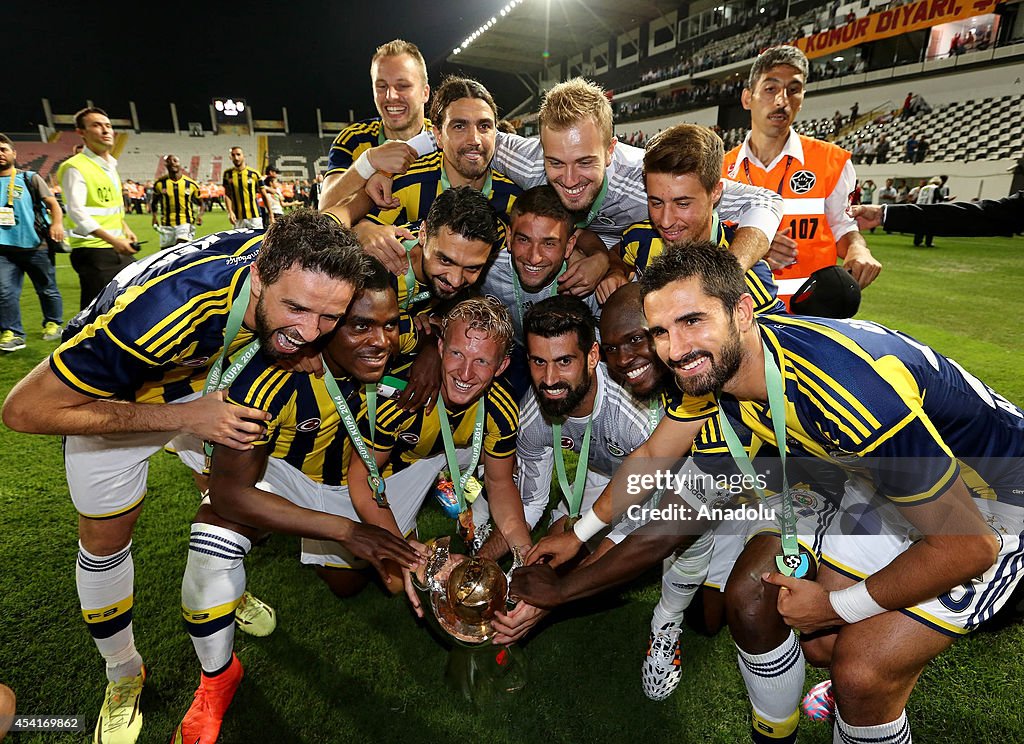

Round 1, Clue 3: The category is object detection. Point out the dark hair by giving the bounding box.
[74,107,108,130]
[644,123,724,194]
[361,255,392,292]
[523,294,597,353]
[424,185,499,247]
[430,75,497,129]
[254,208,370,289]
[0,133,12,147]
[639,241,746,313]
[509,185,573,232]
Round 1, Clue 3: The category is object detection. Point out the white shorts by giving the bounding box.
[65,393,204,518]
[234,217,264,230]
[820,478,1024,636]
[156,223,196,248]
[704,488,838,590]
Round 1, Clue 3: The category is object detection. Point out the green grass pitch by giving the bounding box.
[1,211,1022,742]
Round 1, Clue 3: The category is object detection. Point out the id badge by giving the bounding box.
[0,207,16,226]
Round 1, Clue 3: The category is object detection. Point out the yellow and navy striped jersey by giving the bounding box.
[153,175,201,226]
[52,230,264,404]
[364,379,519,476]
[223,167,264,220]
[666,315,1024,507]
[365,151,521,228]
[620,218,786,315]
[324,117,432,177]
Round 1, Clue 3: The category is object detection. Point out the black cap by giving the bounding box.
[789,265,861,318]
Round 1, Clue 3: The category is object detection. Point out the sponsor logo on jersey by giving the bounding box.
[296,417,321,432]
[789,170,817,194]
[399,432,420,445]
[560,435,575,449]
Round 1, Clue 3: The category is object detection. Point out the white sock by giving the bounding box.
[181,524,250,673]
[834,707,911,743]
[76,542,144,682]
[651,531,714,629]
[737,630,805,729]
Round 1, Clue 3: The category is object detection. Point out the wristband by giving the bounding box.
[828,580,886,624]
[572,509,609,543]
[353,150,377,180]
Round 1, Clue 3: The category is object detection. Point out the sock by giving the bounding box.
[737,631,804,744]
[651,531,714,630]
[834,707,911,744]
[76,542,144,682]
[181,524,250,674]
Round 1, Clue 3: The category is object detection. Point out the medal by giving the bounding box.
[457,508,476,547]
[564,514,580,532]
[368,474,389,508]
[434,470,461,518]
[462,475,483,504]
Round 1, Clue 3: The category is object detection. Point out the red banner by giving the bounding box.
[793,0,999,59]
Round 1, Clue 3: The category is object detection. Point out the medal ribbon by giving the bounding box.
[436,400,487,513]
[574,176,609,229]
[400,238,432,311]
[717,339,803,576]
[552,415,594,519]
[322,369,387,506]
[439,161,493,198]
[203,274,261,457]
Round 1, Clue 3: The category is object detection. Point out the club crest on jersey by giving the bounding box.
[181,356,210,367]
[560,435,575,450]
[399,432,420,445]
[296,417,321,432]
[789,170,816,194]
[605,439,626,457]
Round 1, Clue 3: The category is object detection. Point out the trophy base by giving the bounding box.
[444,643,527,704]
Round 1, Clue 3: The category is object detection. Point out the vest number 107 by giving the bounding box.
[788,217,819,240]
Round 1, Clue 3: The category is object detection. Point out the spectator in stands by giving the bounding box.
[150,154,203,249]
[905,133,919,163]
[851,190,1023,236]
[875,133,891,164]
[852,138,866,165]
[949,32,963,57]
[914,135,929,163]
[0,133,65,352]
[832,110,845,133]
[57,107,139,309]
[862,136,877,165]
[849,101,859,126]
[902,92,914,118]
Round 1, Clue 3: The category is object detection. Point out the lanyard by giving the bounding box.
[574,176,609,229]
[552,415,594,519]
[646,399,667,508]
[717,339,807,578]
[511,261,566,330]
[436,399,487,513]
[322,369,388,507]
[439,161,493,198]
[400,238,432,311]
[743,155,794,196]
[5,170,16,207]
[203,275,261,457]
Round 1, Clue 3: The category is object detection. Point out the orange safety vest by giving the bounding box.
[724,135,850,306]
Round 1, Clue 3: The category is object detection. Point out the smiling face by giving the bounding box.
[643,277,745,397]
[250,265,354,359]
[509,212,575,292]
[419,225,493,300]
[371,53,429,139]
[326,288,400,384]
[438,319,510,407]
[540,118,614,214]
[600,308,667,400]
[79,112,115,155]
[526,331,598,418]
[164,155,182,179]
[741,64,806,139]
[645,171,723,249]
[435,97,496,184]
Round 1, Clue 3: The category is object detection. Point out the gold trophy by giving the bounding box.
[412,537,527,702]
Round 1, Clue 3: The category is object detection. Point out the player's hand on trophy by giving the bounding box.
[491,601,549,644]
[365,171,400,210]
[761,571,842,633]
[183,390,271,450]
[508,564,564,609]
[396,343,440,413]
[338,521,426,585]
[353,221,416,276]
[526,529,583,568]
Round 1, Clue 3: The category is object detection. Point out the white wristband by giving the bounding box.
[352,150,376,180]
[572,509,609,543]
[828,580,886,624]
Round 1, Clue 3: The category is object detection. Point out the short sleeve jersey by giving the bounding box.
[324,117,431,177]
[223,167,264,220]
[153,175,202,226]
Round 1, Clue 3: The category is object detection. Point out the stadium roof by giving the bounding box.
[447,0,682,75]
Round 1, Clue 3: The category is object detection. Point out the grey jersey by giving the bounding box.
[491,131,784,248]
[516,363,660,522]
[480,250,601,343]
